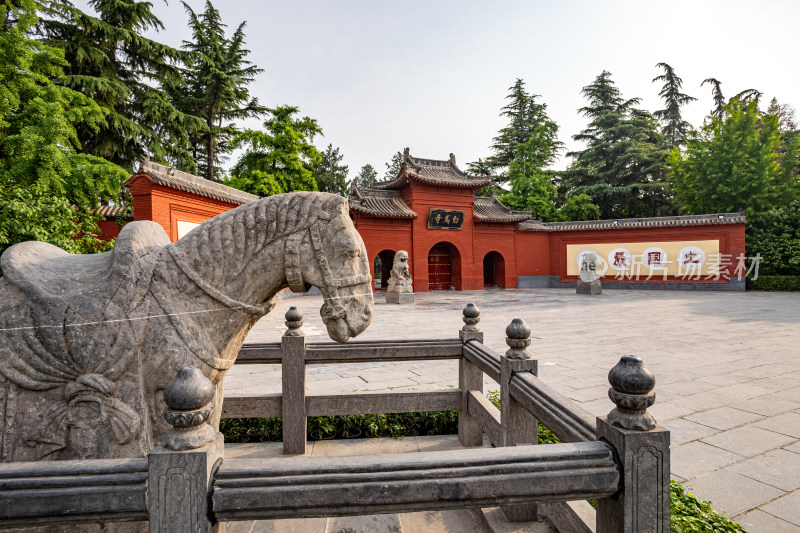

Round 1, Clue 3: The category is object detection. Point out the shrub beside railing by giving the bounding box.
[220,411,459,442]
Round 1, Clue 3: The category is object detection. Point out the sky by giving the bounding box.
[78,0,800,177]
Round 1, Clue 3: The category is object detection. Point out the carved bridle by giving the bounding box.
[284,214,371,321]
[167,212,369,323]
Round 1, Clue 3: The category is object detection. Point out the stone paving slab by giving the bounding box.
[224,288,800,526]
[682,406,764,431]
[661,418,719,446]
[755,412,800,438]
[737,509,800,533]
[730,449,800,492]
[700,425,795,456]
[684,468,785,517]
[760,491,800,527]
[671,441,745,480]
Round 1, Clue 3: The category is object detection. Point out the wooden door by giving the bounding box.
[428,245,452,290]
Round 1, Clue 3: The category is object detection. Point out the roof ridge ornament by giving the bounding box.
[350,181,363,201]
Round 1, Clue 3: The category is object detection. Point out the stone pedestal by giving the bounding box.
[596,355,670,533]
[386,292,414,304]
[576,279,602,295]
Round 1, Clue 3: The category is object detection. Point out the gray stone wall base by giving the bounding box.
[386,292,415,304]
[517,276,552,288]
[518,276,745,291]
[577,279,602,295]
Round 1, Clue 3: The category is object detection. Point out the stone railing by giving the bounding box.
[0,304,669,532]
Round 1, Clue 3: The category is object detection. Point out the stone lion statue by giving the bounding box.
[387,250,413,294]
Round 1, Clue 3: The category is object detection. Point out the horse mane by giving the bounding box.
[171,192,347,288]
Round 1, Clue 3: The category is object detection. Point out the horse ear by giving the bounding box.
[336,196,348,217]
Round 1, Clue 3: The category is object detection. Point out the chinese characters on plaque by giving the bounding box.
[427,209,464,230]
[567,241,760,281]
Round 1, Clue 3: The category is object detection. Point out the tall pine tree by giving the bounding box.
[313,144,349,196]
[353,164,377,189]
[484,79,562,186]
[383,151,403,180]
[652,63,696,148]
[39,0,203,170]
[702,78,725,119]
[566,71,672,219]
[701,77,762,119]
[1,0,129,254]
[172,1,266,180]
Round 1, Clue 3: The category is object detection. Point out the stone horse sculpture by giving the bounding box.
[0,192,373,462]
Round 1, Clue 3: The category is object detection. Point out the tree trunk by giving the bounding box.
[206,119,214,181]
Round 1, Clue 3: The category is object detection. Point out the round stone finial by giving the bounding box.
[609,355,655,395]
[163,367,214,411]
[461,303,481,333]
[284,306,304,336]
[607,356,657,431]
[161,367,217,451]
[505,318,531,360]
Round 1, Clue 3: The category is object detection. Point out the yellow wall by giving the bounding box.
[566,240,721,278]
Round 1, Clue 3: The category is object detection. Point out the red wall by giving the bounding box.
[353,182,522,292]
[514,230,551,279]
[352,216,414,287]
[474,224,517,288]
[97,219,122,241]
[127,175,242,242]
[124,175,747,290]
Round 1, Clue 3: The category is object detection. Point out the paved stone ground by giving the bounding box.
[226,288,800,531]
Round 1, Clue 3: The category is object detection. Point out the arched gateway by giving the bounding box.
[374,249,396,290]
[483,251,506,288]
[349,149,532,292]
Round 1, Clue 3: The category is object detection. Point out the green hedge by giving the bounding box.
[219,411,458,442]
[746,275,800,291]
[745,201,800,275]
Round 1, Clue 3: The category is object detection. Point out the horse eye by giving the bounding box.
[347,249,359,258]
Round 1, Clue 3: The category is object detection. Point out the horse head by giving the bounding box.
[284,194,373,342]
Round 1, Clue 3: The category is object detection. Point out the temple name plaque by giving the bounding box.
[427,209,464,230]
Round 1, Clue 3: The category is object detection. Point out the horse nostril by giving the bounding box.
[363,306,372,317]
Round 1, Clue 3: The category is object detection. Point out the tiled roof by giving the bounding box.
[517,212,747,232]
[349,187,417,219]
[131,157,259,205]
[97,204,126,218]
[373,148,492,190]
[473,195,532,224]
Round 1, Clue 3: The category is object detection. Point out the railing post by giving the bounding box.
[596,356,670,533]
[458,303,484,447]
[282,306,307,455]
[148,367,225,532]
[500,318,539,522]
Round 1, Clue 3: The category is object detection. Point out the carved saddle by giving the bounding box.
[0,222,170,459]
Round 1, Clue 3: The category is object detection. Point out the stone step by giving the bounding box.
[224,507,560,533]
[225,509,491,533]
